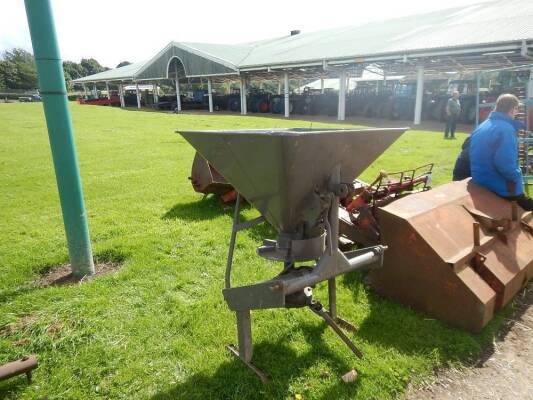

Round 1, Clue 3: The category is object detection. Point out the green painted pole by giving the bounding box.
[24,0,94,277]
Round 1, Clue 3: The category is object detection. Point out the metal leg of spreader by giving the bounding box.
[227,310,269,384]
[327,278,357,333]
[310,300,363,359]
[225,195,268,383]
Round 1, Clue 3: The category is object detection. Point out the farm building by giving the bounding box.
[74,0,533,124]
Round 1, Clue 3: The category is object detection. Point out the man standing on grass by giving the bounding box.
[444,91,461,139]
[470,93,533,211]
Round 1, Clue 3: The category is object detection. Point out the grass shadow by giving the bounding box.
[162,195,240,221]
[341,270,518,366]
[244,219,277,243]
[0,374,28,399]
[150,322,360,400]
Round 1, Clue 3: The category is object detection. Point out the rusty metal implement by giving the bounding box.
[369,180,533,332]
[0,356,38,383]
[189,152,234,198]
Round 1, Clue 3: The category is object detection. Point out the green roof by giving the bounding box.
[75,0,533,83]
[74,61,148,83]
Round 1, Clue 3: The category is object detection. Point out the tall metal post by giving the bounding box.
[105,81,110,100]
[92,83,97,98]
[414,65,424,125]
[24,0,94,277]
[284,72,290,118]
[207,77,213,112]
[526,68,533,131]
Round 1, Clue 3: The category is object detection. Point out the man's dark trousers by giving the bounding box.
[445,114,458,138]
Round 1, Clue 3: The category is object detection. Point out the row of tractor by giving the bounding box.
[77,70,531,124]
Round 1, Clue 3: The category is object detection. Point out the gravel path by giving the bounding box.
[405,283,533,400]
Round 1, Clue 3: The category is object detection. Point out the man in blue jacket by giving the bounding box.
[470,93,532,211]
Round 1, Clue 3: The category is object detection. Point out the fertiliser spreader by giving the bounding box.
[179,127,533,381]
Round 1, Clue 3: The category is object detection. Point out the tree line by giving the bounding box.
[0,48,131,91]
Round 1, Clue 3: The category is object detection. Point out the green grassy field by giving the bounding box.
[0,103,508,399]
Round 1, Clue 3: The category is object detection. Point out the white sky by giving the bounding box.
[1,0,490,68]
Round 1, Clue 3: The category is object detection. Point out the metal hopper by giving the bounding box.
[180,128,405,234]
[178,127,407,382]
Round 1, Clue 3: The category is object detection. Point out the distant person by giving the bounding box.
[470,93,532,211]
[444,91,461,139]
[452,136,471,180]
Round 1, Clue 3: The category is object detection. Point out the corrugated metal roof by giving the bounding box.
[177,42,253,67]
[238,0,533,68]
[74,60,148,83]
[133,42,241,81]
[75,0,533,83]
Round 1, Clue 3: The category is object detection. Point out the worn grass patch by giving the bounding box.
[0,103,509,399]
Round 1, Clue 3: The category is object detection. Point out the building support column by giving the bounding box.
[475,73,481,126]
[414,65,424,125]
[337,69,346,121]
[528,67,533,98]
[92,83,97,98]
[320,78,324,94]
[82,83,87,97]
[277,81,282,95]
[527,68,533,130]
[284,72,290,118]
[105,81,110,100]
[135,82,141,109]
[153,82,158,104]
[207,77,213,113]
[119,83,125,108]
[174,64,182,112]
[240,76,247,115]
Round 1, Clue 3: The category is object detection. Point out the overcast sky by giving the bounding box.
[1,0,490,68]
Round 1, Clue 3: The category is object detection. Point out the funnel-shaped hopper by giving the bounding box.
[178,128,407,233]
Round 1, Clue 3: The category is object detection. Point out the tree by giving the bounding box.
[116,61,132,68]
[0,48,38,89]
[80,58,107,76]
[63,60,86,89]
[0,47,110,90]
